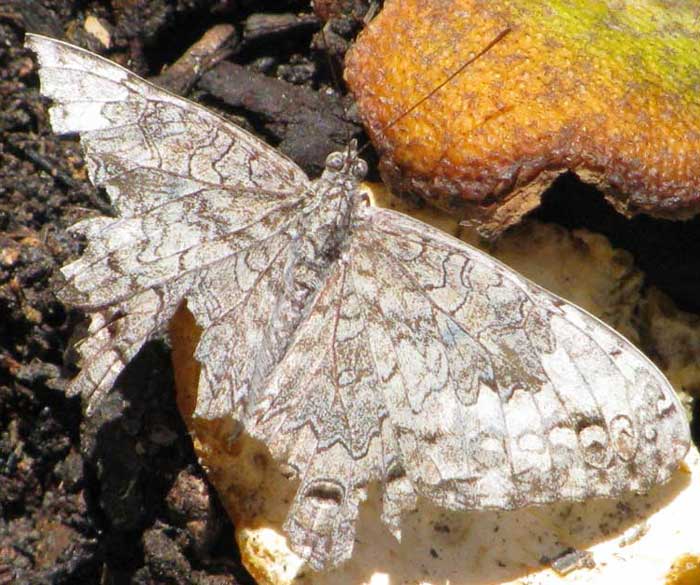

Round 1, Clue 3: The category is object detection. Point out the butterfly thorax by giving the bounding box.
[246,147,368,397]
[304,146,369,260]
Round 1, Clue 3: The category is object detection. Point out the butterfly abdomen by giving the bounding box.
[246,160,362,395]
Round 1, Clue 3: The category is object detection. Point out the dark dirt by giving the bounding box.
[0,1,697,584]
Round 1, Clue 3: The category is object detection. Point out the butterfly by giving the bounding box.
[25,33,690,571]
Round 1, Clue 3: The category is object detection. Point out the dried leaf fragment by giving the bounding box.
[345,0,700,233]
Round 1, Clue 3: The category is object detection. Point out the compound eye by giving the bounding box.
[325,152,345,171]
[352,159,368,179]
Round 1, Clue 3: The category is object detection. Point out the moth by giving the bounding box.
[26,33,690,571]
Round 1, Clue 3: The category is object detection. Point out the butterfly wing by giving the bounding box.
[232,204,689,570]
[26,34,311,412]
[350,207,690,511]
[238,251,417,569]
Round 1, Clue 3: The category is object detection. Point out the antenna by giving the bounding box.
[358,27,511,155]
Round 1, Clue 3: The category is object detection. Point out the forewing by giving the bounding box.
[215,202,689,570]
[26,34,310,412]
[351,207,690,512]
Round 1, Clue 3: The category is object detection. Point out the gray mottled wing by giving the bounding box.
[227,203,690,570]
[351,207,690,513]
[26,34,310,413]
[242,258,408,570]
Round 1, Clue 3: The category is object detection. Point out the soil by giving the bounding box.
[0,1,697,584]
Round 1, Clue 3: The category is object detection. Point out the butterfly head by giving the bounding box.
[323,139,368,183]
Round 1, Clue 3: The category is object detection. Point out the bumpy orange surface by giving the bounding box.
[345,0,700,231]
